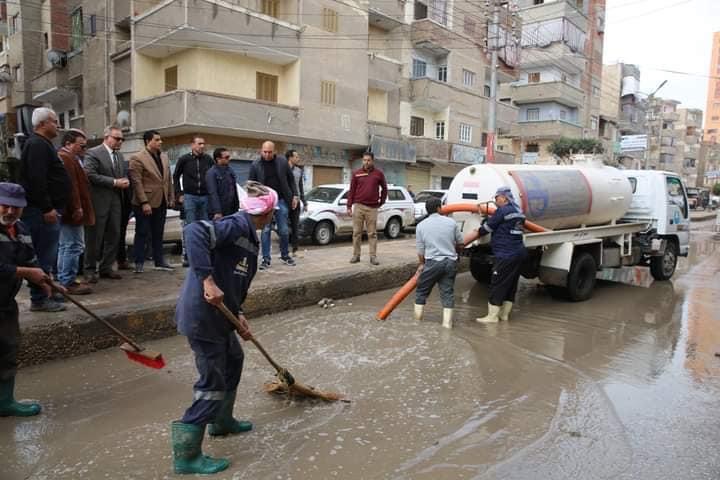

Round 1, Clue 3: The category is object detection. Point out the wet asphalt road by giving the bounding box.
[2,220,720,480]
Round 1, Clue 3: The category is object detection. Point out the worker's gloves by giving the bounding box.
[236,314,253,341]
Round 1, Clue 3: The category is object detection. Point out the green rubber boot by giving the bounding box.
[207,390,253,436]
[171,421,229,475]
[0,377,41,417]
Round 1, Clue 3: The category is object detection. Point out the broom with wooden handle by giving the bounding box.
[48,280,166,369]
[215,302,347,402]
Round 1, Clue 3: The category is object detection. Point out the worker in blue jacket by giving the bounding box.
[464,186,527,324]
[171,181,277,475]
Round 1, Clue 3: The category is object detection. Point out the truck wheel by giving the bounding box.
[384,217,402,239]
[566,252,597,302]
[313,221,334,245]
[470,257,492,283]
[650,240,677,281]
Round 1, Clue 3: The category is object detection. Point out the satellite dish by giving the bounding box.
[47,49,67,68]
[116,110,130,127]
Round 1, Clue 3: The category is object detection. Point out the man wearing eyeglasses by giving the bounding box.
[84,125,130,283]
[57,130,95,295]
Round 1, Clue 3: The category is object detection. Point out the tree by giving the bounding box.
[547,137,604,163]
[713,183,720,196]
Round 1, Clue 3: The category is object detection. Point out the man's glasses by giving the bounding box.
[111,136,124,141]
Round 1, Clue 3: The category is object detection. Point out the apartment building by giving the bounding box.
[497,0,605,165]
[601,63,646,168]
[645,97,680,171]
[704,31,720,144]
[674,108,702,185]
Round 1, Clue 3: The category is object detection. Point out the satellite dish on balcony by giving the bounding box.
[47,49,68,68]
[116,110,130,127]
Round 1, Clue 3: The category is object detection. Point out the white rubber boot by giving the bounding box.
[413,304,424,322]
[476,303,501,324]
[498,302,513,322]
[442,308,453,329]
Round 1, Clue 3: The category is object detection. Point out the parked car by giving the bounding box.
[412,189,448,224]
[298,184,415,245]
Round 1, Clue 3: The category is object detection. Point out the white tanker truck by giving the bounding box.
[446,164,690,301]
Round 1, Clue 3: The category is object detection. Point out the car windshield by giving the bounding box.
[415,191,444,203]
[306,187,343,203]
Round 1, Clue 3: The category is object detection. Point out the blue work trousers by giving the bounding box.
[181,194,209,260]
[181,334,244,425]
[56,224,85,287]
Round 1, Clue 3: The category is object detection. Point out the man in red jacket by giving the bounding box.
[346,152,387,265]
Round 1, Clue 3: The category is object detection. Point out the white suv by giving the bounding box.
[299,184,415,245]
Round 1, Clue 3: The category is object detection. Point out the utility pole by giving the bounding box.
[487,1,500,164]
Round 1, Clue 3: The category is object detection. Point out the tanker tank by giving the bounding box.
[446,164,633,230]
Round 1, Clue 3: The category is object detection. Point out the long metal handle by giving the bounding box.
[48,280,143,351]
[215,302,283,373]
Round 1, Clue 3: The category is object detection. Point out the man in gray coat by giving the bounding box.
[83,125,130,282]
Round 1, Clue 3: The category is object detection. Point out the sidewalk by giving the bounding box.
[17,237,448,367]
[691,210,718,222]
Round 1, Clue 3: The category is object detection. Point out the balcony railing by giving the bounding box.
[510,119,583,139]
[511,80,584,108]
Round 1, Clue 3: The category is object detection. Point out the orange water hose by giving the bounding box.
[375,203,548,321]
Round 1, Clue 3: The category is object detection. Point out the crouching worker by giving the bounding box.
[464,186,527,324]
[172,181,278,475]
[414,197,464,329]
[1,183,57,417]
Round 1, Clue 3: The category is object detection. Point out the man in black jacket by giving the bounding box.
[18,107,70,312]
[286,149,305,256]
[173,136,213,266]
[248,141,298,270]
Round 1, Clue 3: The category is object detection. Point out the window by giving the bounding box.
[459,123,472,143]
[463,69,475,87]
[68,108,76,119]
[412,59,427,78]
[90,14,97,36]
[533,0,545,4]
[164,66,178,92]
[464,17,475,36]
[525,143,540,153]
[321,80,336,105]
[666,176,688,218]
[43,32,49,50]
[435,121,445,140]
[410,116,425,136]
[484,85,491,97]
[12,65,21,82]
[559,109,567,120]
[10,14,19,35]
[481,132,488,147]
[590,115,598,130]
[526,108,540,121]
[58,112,66,129]
[322,8,338,33]
[528,72,541,83]
[261,0,279,17]
[437,65,447,83]
[70,8,83,51]
[593,86,600,96]
[414,1,428,20]
[561,73,568,82]
[388,190,405,201]
[712,116,720,121]
[256,72,278,102]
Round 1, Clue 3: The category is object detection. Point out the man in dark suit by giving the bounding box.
[248,141,298,270]
[128,130,175,273]
[84,125,130,282]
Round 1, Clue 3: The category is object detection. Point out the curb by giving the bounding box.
[17,260,467,367]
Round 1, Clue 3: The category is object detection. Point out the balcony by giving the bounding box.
[368,121,401,140]
[134,0,301,66]
[411,19,452,56]
[369,0,404,31]
[368,54,402,91]
[409,77,489,114]
[520,0,588,34]
[510,120,583,139]
[511,81,585,108]
[661,111,679,122]
[31,67,81,104]
[114,0,131,31]
[410,137,450,162]
[520,43,586,75]
[134,90,300,139]
[497,101,519,135]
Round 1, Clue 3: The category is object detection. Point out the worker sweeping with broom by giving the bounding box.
[172,181,277,475]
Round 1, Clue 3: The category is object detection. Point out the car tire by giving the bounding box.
[470,256,492,284]
[566,252,597,302]
[650,240,677,281]
[384,217,402,239]
[313,221,334,246]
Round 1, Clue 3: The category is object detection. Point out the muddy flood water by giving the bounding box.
[3,221,720,480]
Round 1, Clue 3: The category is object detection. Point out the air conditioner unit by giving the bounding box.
[47,49,67,68]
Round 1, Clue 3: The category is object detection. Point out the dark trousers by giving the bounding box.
[85,195,121,275]
[289,206,301,251]
[133,202,167,266]
[0,306,20,380]
[20,207,61,303]
[489,255,525,306]
[182,334,244,425]
[116,192,132,264]
[415,258,458,308]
